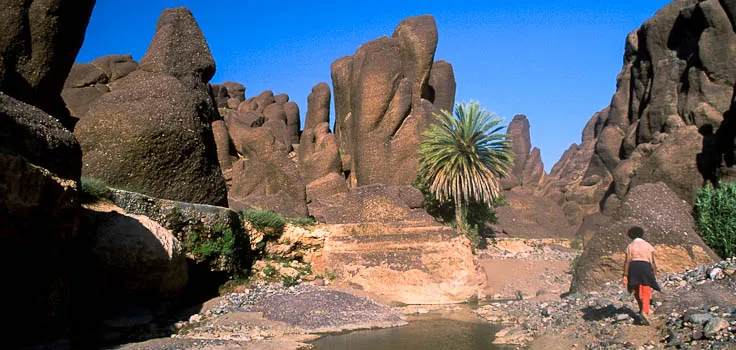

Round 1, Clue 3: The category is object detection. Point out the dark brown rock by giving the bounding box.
[0,0,96,130]
[75,8,226,206]
[299,122,347,202]
[331,15,454,186]
[91,54,139,82]
[64,63,107,88]
[77,70,227,206]
[546,0,736,213]
[0,93,82,346]
[284,101,301,145]
[139,7,215,90]
[223,81,245,102]
[308,184,433,224]
[570,182,718,294]
[304,82,331,130]
[502,115,532,189]
[495,191,575,239]
[428,60,456,113]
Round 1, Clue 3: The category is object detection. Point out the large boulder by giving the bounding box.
[211,87,307,217]
[0,0,96,130]
[74,8,227,206]
[570,182,718,294]
[81,203,188,301]
[0,93,83,346]
[331,15,456,186]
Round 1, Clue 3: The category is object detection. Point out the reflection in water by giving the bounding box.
[312,318,509,350]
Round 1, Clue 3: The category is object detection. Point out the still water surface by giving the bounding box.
[312,316,513,350]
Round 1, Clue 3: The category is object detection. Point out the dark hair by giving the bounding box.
[628,226,644,239]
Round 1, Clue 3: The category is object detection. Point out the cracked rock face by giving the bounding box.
[544,0,736,220]
[331,14,456,187]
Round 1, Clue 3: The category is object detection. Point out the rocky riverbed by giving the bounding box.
[476,258,736,349]
[116,283,406,349]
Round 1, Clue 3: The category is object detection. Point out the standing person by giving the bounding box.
[622,226,661,325]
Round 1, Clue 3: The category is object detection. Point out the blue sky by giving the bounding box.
[77,0,672,171]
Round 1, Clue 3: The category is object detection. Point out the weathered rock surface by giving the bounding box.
[570,182,718,294]
[0,93,83,346]
[0,1,94,345]
[299,83,347,202]
[74,8,227,206]
[222,108,308,217]
[81,203,188,301]
[331,15,456,186]
[109,189,248,274]
[495,191,575,239]
[310,221,486,304]
[209,87,307,217]
[307,184,428,225]
[0,0,96,130]
[211,81,245,108]
[545,0,736,215]
[62,54,138,118]
[502,115,546,192]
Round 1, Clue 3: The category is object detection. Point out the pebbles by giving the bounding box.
[476,257,736,348]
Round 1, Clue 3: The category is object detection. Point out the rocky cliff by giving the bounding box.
[545,0,736,223]
[0,0,95,345]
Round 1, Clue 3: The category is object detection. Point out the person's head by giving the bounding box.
[628,226,645,240]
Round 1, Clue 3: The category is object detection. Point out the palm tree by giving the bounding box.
[418,101,513,233]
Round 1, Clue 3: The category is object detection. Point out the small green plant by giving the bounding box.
[241,209,286,230]
[262,265,277,277]
[324,269,338,280]
[286,216,316,227]
[694,181,736,259]
[281,274,301,287]
[80,177,112,202]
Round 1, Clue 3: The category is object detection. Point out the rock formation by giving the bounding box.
[570,182,718,293]
[212,89,308,217]
[299,83,348,203]
[62,54,138,118]
[0,0,95,345]
[494,114,575,238]
[211,81,245,109]
[546,0,736,218]
[0,0,96,130]
[70,8,228,206]
[82,203,189,302]
[331,15,457,187]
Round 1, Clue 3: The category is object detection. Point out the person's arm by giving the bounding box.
[651,251,657,277]
[623,245,630,287]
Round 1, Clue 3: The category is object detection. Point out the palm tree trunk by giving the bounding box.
[455,201,466,234]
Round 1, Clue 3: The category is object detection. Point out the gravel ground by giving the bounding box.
[475,258,736,349]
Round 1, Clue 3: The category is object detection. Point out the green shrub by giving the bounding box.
[286,216,316,227]
[80,177,112,202]
[281,274,301,287]
[241,209,286,230]
[694,181,736,259]
[413,176,505,248]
